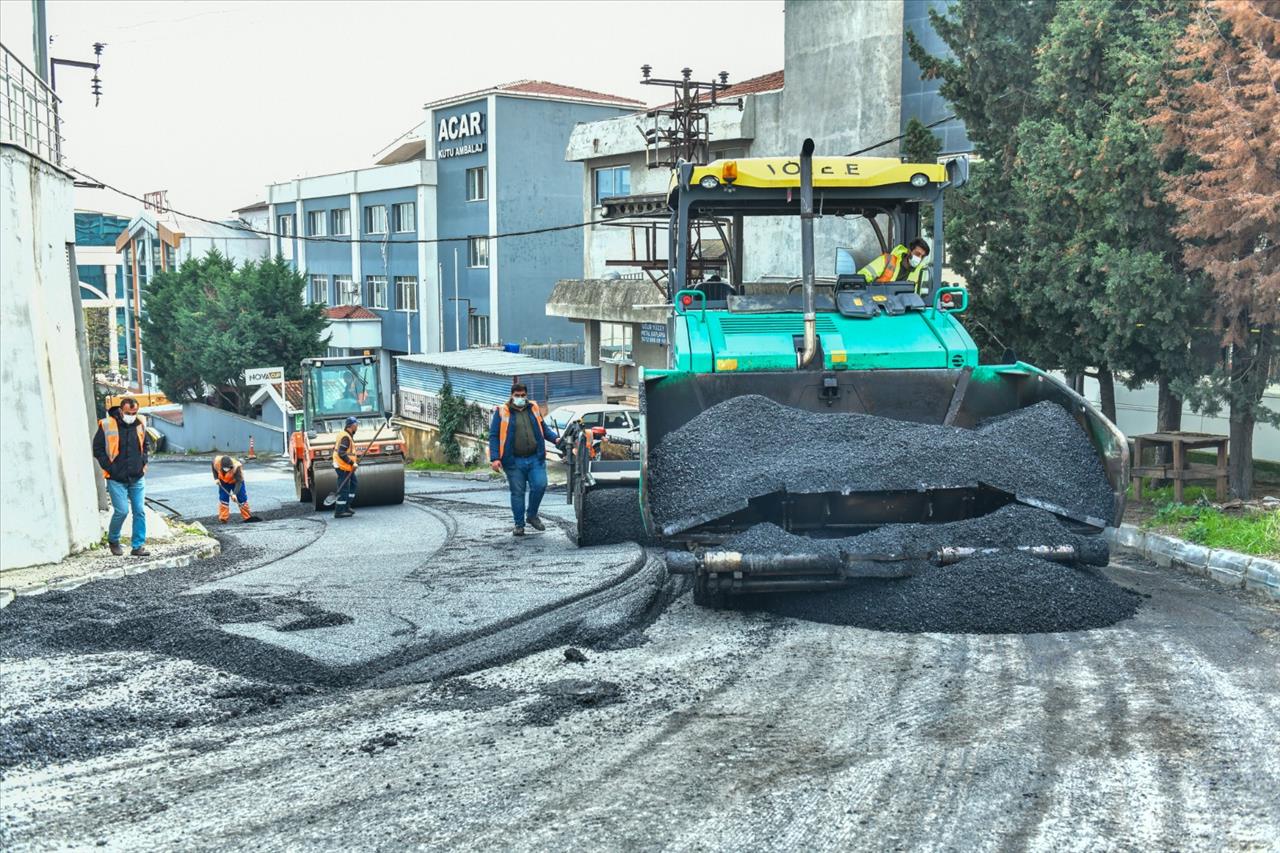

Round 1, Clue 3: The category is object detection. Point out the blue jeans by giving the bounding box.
[505,455,547,527]
[335,470,358,513]
[106,478,146,549]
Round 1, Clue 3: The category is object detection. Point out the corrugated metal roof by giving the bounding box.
[399,350,592,376]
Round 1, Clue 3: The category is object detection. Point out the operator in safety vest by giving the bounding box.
[858,237,930,292]
[212,455,257,523]
[92,396,152,556]
[332,416,360,519]
[489,383,559,536]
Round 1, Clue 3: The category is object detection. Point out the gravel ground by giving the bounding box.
[648,397,1114,534]
[2,555,1276,851]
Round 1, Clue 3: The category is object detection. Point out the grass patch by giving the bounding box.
[1143,502,1280,558]
[1126,482,1216,504]
[407,459,483,473]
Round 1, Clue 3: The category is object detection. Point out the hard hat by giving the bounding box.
[345,416,359,427]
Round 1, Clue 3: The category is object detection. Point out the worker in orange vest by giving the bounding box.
[212,455,256,523]
[489,383,559,536]
[332,416,360,518]
[92,396,152,556]
[857,238,930,292]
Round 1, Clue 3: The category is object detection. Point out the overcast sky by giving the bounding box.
[42,0,784,219]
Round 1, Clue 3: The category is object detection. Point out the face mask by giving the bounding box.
[511,397,527,408]
[909,255,923,268]
[122,413,137,424]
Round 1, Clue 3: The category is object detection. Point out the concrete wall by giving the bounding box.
[1075,378,1280,463]
[1,145,102,570]
[148,403,285,454]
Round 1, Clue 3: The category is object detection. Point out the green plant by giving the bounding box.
[1144,500,1279,557]
[407,459,478,472]
[437,382,480,465]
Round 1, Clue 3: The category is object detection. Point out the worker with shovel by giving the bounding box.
[212,455,260,523]
[333,416,360,519]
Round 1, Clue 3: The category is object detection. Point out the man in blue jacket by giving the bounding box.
[489,383,559,536]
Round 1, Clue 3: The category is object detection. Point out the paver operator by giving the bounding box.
[92,396,152,557]
[489,383,559,536]
[211,455,255,523]
[858,237,930,291]
[333,416,360,519]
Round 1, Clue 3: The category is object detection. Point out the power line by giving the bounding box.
[846,114,959,157]
[69,167,650,246]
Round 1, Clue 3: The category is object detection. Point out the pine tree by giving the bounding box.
[142,252,330,413]
[1151,0,1280,497]
[900,117,942,164]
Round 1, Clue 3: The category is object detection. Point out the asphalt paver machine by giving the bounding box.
[291,355,406,511]
[572,140,1129,606]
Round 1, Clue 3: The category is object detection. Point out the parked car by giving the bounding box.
[546,404,639,457]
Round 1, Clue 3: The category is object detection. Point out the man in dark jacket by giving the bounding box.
[489,383,559,536]
[92,397,152,556]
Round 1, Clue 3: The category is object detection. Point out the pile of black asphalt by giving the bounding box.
[578,487,654,547]
[720,506,1141,634]
[647,396,1115,536]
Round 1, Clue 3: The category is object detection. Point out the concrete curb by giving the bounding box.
[408,469,498,482]
[1105,524,1280,602]
[0,539,222,608]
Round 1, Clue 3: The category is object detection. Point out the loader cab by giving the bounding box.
[301,356,381,433]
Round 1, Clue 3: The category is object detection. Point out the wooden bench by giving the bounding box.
[1131,431,1229,503]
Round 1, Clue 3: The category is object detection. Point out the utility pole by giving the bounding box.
[50,42,105,104]
[638,65,742,168]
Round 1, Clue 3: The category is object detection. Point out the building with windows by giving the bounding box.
[267,80,641,407]
[75,210,130,379]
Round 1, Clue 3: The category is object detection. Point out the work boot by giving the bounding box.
[513,526,525,536]
[335,509,354,519]
[526,515,545,531]
[108,543,123,556]
[130,547,151,557]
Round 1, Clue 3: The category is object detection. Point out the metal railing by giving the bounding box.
[0,42,63,167]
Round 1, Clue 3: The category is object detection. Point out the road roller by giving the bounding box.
[290,355,406,510]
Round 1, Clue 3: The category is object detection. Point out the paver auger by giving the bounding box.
[290,355,406,510]
[571,140,1129,606]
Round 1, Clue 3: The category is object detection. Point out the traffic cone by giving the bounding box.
[248,436,256,459]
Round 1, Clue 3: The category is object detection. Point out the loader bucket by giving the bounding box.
[639,363,1127,542]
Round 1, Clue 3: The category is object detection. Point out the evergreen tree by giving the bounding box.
[900,117,942,164]
[1152,0,1280,497]
[142,251,329,413]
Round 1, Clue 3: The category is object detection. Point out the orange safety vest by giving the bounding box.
[874,251,903,283]
[497,401,544,456]
[212,455,242,485]
[332,432,357,472]
[99,415,147,477]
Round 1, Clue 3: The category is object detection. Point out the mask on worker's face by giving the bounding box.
[122,413,137,424]
[511,397,527,409]
[909,255,923,269]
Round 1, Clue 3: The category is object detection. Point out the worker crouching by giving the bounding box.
[212,455,256,522]
[333,416,359,518]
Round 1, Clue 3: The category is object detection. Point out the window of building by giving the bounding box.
[393,202,415,233]
[468,236,489,268]
[278,214,295,237]
[331,208,350,236]
[711,147,747,161]
[364,205,387,235]
[593,165,631,204]
[367,275,388,309]
[310,274,328,304]
[466,166,487,201]
[394,276,418,311]
[469,314,491,347]
[306,210,326,237]
[335,275,358,306]
[600,322,633,360]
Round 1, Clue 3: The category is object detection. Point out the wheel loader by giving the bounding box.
[290,355,405,510]
[570,140,1129,607]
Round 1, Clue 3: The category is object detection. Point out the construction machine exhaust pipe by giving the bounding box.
[798,137,818,369]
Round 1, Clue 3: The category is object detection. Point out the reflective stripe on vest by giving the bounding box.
[100,415,146,462]
[333,433,356,472]
[497,402,543,457]
[213,454,241,484]
[874,251,902,283]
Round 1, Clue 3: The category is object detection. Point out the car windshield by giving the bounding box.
[310,363,377,416]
